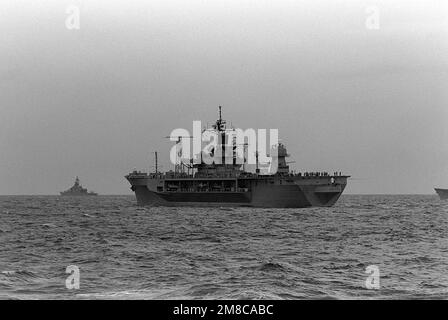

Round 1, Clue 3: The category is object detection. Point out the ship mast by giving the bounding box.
[213,106,227,164]
[255,149,259,174]
[215,105,226,132]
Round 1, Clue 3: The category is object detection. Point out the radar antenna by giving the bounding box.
[214,106,226,132]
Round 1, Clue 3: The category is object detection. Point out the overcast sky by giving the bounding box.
[0,0,447,194]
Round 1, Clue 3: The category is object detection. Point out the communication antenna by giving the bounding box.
[255,139,260,174]
[164,135,193,174]
[255,150,259,174]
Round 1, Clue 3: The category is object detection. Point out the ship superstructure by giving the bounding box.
[435,188,448,200]
[126,108,349,208]
[60,176,98,196]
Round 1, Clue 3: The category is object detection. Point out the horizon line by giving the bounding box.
[0,193,438,196]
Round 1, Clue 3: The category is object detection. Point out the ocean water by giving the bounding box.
[0,195,447,300]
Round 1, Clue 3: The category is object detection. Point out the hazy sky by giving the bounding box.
[1,0,447,194]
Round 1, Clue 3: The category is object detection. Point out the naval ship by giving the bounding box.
[435,188,448,200]
[60,176,98,196]
[126,108,349,208]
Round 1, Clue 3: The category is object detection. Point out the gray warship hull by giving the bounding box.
[126,174,348,208]
[126,107,348,208]
[435,188,448,200]
[60,191,98,196]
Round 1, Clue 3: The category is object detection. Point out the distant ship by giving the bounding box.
[435,188,448,200]
[126,107,349,208]
[60,177,97,196]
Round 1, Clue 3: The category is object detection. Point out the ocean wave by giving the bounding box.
[0,194,446,299]
[41,223,58,229]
